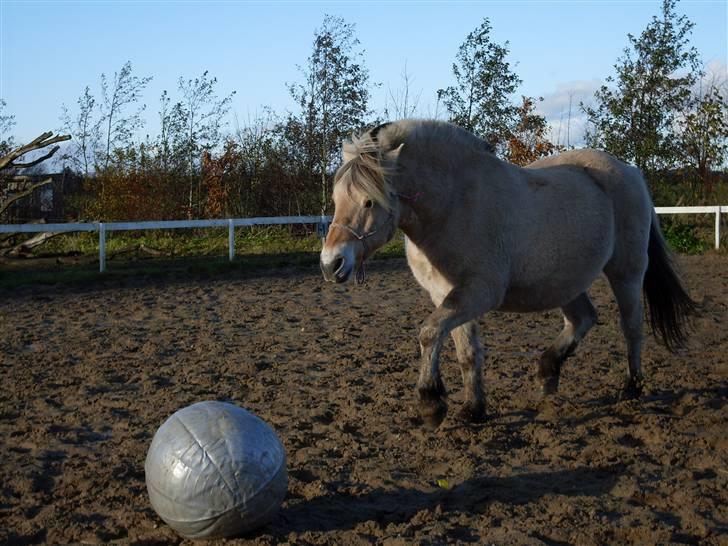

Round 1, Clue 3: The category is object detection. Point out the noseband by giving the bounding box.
[329,212,393,243]
[328,191,420,243]
[327,215,393,285]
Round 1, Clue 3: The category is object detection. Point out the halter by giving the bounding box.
[329,212,393,242]
[327,191,420,242]
[327,216,392,285]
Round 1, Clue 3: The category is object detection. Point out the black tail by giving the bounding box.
[643,214,698,352]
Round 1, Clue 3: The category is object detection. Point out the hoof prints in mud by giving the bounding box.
[1,255,727,545]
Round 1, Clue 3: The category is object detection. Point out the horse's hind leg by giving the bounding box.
[539,292,597,395]
[451,321,486,422]
[604,275,645,399]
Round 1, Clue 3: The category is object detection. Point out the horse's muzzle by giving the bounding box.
[320,255,352,283]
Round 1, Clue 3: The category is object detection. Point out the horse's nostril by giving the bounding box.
[333,257,345,274]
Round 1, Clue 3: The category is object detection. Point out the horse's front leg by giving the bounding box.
[416,286,486,429]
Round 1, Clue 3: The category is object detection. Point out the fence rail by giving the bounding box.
[654,205,725,251]
[0,206,725,273]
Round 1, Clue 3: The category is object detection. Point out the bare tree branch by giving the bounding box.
[0,177,53,215]
[0,130,72,255]
[12,145,62,169]
[4,230,63,256]
[0,132,71,170]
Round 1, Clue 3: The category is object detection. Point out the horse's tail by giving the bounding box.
[643,211,697,352]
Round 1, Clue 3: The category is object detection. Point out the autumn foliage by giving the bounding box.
[506,96,562,166]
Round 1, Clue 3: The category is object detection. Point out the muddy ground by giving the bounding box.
[1,255,726,545]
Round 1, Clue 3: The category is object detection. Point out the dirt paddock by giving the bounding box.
[1,255,726,545]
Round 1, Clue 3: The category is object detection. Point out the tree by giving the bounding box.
[680,82,728,195]
[506,96,560,166]
[0,100,16,155]
[582,0,701,181]
[60,86,100,177]
[384,61,422,120]
[285,15,374,215]
[233,113,280,217]
[437,18,521,149]
[177,71,235,217]
[99,61,152,170]
[1,131,71,253]
[156,89,186,173]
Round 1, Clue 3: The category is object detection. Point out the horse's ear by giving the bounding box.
[384,143,404,162]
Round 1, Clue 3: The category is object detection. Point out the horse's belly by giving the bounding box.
[500,279,594,312]
[501,200,613,311]
[501,253,607,312]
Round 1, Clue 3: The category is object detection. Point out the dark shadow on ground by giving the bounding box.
[0,254,410,298]
[267,465,622,536]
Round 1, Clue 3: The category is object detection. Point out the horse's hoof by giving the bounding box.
[619,377,643,400]
[540,376,560,396]
[420,398,448,430]
[417,379,447,430]
[457,401,486,423]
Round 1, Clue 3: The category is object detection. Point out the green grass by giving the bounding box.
[0,226,407,289]
[661,221,711,254]
[658,215,719,255]
[38,225,406,257]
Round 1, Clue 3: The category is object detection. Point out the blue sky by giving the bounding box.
[1,0,726,146]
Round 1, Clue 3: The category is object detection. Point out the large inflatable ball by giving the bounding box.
[145,401,287,539]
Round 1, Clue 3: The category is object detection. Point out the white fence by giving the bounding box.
[0,215,332,272]
[0,206,725,273]
[655,205,725,251]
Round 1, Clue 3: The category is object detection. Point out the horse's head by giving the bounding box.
[320,128,403,284]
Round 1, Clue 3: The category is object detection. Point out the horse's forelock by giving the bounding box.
[336,136,394,212]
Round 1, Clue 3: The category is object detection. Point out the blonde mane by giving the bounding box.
[335,131,395,211]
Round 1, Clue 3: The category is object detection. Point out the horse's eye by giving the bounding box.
[364,200,373,209]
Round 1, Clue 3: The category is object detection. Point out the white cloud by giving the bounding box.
[534,79,602,148]
[700,59,727,90]
[536,62,728,149]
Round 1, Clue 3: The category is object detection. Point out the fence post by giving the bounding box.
[716,206,722,250]
[317,215,329,243]
[228,219,235,262]
[99,223,106,273]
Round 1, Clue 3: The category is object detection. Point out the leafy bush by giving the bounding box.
[661,220,710,254]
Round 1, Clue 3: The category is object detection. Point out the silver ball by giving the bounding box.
[145,401,287,539]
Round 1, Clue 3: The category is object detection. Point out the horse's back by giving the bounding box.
[527,148,653,279]
[527,149,650,205]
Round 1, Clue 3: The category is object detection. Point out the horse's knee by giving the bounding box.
[418,324,439,348]
[564,294,598,338]
[463,331,484,360]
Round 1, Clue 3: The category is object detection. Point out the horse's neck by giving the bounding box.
[396,153,517,245]
[396,176,455,245]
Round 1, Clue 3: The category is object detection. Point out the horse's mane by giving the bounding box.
[335,120,495,211]
[413,119,495,155]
